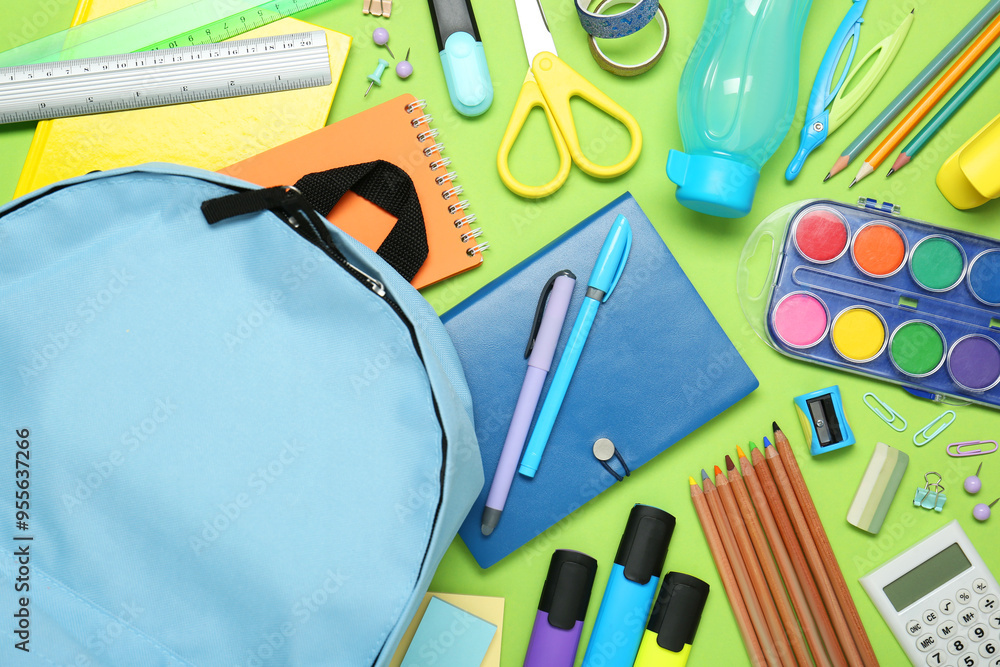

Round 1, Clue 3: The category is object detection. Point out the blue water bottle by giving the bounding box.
[667,0,813,218]
[581,504,675,667]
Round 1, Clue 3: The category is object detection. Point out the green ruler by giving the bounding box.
[0,0,337,67]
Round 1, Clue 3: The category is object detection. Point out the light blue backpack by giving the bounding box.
[0,163,483,665]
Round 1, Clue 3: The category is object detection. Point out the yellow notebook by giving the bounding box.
[13,0,350,199]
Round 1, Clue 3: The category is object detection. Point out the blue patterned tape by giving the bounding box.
[575,0,659,38]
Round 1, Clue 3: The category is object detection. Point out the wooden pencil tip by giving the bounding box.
[763,436,772,448]
[828,155,849,177]
[714,464,723,477]
[725,454,735,471]
[736,444,747,459]
[701,468,709,480]
[772,421,780,433]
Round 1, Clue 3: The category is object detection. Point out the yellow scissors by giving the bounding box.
[497,0,643,199]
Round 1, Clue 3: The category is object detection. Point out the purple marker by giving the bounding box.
[524,549,599,667]
[481,270,576,536]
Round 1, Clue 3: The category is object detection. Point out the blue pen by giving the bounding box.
[518,215,632,478]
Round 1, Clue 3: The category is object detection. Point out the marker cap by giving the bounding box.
[539,550,599,630]
[614,504,676,585]
[646,572,710,651]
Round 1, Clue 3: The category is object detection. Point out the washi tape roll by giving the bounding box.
[576,0,659,38]
[587,0,668,77]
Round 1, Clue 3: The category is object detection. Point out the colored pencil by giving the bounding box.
[850,12,1000,187]
[772,423,880,667]
[715,465,797,667]
[888,44,1000,176]
[703,470,781,667]
[759,441,866,667]
[690,475,767,667]
[739,445,840,667]
[826,0,1000,180]
[725,455,812,667]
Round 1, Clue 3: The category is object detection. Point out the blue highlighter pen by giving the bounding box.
[427,0,493,116]
[582,504,676,667]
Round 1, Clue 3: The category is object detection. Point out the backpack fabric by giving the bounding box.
[0,163,483,665]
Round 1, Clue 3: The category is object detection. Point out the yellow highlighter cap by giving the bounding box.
[937,111,1000,210]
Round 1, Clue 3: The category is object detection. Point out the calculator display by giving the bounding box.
[883,543,972,611]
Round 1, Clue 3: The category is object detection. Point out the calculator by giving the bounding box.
[861,521,1000,667]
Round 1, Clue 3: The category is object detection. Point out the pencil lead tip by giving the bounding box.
[689,475,697,486]
[849,178,857,188]
[736,444,747,459]
[701,468,709,480]
[714,465,723,477]
[772,421,780,432]
[886,168,895,177]
[823,172,832,182]
[725,455,735,471]
[764,436,772,447]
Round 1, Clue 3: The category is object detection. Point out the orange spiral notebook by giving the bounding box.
[220,94,487,289]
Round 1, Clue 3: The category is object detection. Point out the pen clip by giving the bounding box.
[601,225,632,302]
[526,269,576,357]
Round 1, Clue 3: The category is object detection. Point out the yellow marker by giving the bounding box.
[633,572,709,667]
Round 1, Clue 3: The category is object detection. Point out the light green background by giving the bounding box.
[2,0,999,665]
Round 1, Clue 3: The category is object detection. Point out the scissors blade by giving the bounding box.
[514,0,557,64]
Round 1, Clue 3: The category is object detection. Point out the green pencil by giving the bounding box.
[888,44,1000,176]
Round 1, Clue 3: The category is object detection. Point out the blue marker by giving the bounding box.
[427,0,493,116]
[519,215,632,478]
[582,504,676,667]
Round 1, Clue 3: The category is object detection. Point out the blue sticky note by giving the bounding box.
[401,596,497,666]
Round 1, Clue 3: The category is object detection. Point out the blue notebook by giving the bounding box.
[442,193,758,568]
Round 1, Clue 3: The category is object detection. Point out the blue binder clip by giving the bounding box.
[794,386,856,456]
[914,472,947,512]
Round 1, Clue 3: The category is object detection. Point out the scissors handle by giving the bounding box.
[497,71,573,199]
[532,52,642,179]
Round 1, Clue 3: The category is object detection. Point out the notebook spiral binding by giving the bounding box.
[405,98,489,259]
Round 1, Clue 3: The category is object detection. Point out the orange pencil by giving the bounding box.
[850,11,1000,186]
[726,454,813,667]
[739,445,840,667]
[715,465,797,667]
[690,475,767,667]
[703,470,781,667]
[772,423,880,667]
[762,441,866,667]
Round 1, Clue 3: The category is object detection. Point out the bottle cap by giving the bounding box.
[538,550,599,630]
[614,504,675,584]
[666,150,760,219]
[646,572,710,651]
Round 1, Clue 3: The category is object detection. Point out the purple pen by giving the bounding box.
[524,550,599,667]
[481,270,576,536]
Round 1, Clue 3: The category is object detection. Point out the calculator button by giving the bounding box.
[918,633,938,652]
[990,611,1000,630]
[960,590,975,605]
[926,649,947,666]
[981,595,998,613]
[975,579,990,594]
[981,641,999,659]
[939,621,960,639]
[910,619,926,636]
[942,599,958,615]
[952,638,972,655]
[959,653,980,667]
[971,624,989,642]
[926,609,942,625]
[961,608,980,626]
[989,656,1000,667]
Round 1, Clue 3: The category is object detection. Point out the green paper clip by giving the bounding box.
[863,392,907,432]
[913,410,956,447]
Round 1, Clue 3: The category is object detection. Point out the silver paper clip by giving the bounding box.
[913,472,947,511]
[947,440,999,457]
[913,410,956,447]
[863,392,907,432]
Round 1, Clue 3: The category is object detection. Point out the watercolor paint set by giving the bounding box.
[738,198,1000,409]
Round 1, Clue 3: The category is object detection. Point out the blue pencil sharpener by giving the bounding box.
[794,386,855,456]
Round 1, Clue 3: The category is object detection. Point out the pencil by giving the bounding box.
[739,445,839,667]
[725,455,812,667]
[826,0,1000,180]
[715,465,797,667]
[690,475,767,667]
[850,11,1000,187]
[703,469,781,667]
[762,439,867,667]
[773,423,880,667]
[888,45,1000,176]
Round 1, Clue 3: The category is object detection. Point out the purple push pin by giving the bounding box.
[396,48,412,78]
[974,498,998,522]
[965,462,984,494]
[372,27,394,58]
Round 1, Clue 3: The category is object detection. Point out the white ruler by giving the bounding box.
[0,31,332,124]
